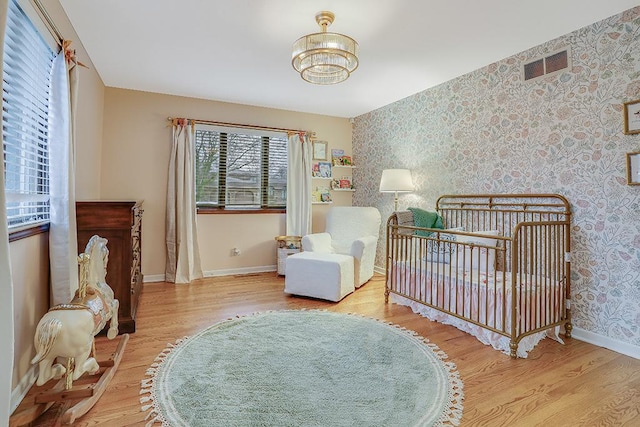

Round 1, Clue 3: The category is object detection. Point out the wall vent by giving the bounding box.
[523,48,569,81]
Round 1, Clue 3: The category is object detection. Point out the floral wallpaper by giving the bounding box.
[353,7,640,348]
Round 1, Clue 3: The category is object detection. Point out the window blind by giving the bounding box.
[195,125,287,209]
[2,0,55,228]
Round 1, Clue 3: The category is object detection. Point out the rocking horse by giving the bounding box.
[10,235,130,426]
[32,235,120,386]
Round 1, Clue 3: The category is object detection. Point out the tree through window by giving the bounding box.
[195,125,287,209]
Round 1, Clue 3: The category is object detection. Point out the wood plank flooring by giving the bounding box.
[17,273,640,426]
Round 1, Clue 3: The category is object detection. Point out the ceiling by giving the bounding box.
[58,0,639,118]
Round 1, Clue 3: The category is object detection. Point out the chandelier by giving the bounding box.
[292,11,359,85]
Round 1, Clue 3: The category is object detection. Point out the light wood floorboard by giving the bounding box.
[17,273,640,426]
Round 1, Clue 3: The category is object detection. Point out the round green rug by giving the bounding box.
[140,310,463,426]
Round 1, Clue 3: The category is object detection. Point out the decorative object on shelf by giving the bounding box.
[313,186,332,203]
[292,11,359,85]
[339,177,352,189]
[330,178,340,190]
[312,140,328,160]
[317,161,332,178]
[331,149,344,166]
[623,99,640,134]
[627,152,640,185]
[341,155,352,166]
[379,169,415,211]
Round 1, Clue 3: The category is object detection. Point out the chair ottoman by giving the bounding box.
[284,252,355,302]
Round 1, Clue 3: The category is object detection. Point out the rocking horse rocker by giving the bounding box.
[10,235,130,426]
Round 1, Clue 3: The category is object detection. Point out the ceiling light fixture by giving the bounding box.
[292,11,359,85]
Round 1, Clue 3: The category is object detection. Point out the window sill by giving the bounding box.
[197,208,286,215]
[8,223,50,242]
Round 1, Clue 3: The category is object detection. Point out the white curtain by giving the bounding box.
[48,44,79,305]
[286,132,312,236]
[0,1,13,424]
[166,119,203,283]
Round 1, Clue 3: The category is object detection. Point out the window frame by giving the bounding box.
[194,124,288,214]
[3,0,58,240]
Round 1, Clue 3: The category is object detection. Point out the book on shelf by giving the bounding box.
[313,186,332,203]
[339,177,352,189]
[330,149,354,166]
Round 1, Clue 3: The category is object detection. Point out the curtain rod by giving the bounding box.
[32,0,64,46]
[167,117,316,138]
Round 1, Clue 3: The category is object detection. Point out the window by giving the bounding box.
[2,0,55,229]
[195,124,288,210]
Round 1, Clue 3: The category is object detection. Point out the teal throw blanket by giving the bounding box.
[407,207,444,237]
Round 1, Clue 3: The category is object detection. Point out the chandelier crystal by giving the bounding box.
[292,11,359,85]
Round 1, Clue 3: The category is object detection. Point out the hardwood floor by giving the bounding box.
[17,273,640,426]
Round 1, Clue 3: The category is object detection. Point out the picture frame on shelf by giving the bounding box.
[313,140,328,160]
[330,178,340,190]
[318,161,332,178]
[623,99,640,135]
[627,152,640,185]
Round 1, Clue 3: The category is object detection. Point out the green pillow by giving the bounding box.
[407,207,444,237]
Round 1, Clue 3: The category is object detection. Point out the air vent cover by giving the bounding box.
[524,49,569,81]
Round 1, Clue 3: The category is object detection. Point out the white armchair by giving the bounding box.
[302,207,381,286]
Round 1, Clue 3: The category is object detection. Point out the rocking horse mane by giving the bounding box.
[84,235,109,285]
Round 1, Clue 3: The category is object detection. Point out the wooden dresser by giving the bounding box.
[76,201,143,333]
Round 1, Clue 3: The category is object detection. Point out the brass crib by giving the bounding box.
[385,194,572,358]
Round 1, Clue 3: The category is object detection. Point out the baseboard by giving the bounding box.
[10,365,37,415]
[373,265,386,275]
[143,266,278,283]
[572,327,640,359]
[204,265,276,277]
[143,274,166,283]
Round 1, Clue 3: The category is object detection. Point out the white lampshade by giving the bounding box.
[379,169,414,193]
[379,169,414,211]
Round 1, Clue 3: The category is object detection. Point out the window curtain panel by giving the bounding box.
[286,132,312,236]
[48,44,79,305]
[166,119,203,283]
[0,1,14,424]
